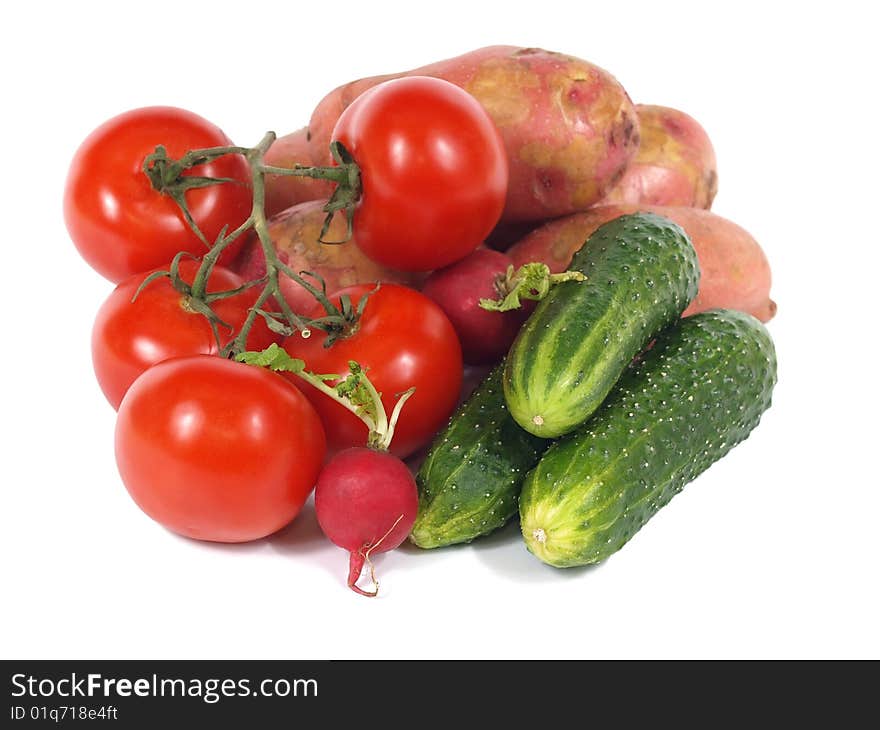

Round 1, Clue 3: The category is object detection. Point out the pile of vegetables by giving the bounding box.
[64,46,777,596]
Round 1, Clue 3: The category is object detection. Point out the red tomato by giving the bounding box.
[283,284,463,459]
[64,106,252,282]
[92,260,278,410]
[331,76,508,272]
[115,356,325,542]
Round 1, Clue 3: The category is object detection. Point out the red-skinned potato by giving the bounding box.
[508,205,776,322]
[599,105,718,208]
[263,127,335,218]
[232,200,423,314]
[306,46,639,222]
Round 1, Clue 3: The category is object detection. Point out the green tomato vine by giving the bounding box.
[140,131,364,355]
[136,131,414,447]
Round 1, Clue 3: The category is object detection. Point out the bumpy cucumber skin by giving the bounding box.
[504,212,700,438]
[411,365,547,548]
[519,310,777,567]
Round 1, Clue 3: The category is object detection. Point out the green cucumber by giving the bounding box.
[504,212,700,438]
[411,364,548,548]
[519,310,777,567]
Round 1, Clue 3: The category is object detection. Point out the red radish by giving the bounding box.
[236,343,420,597]
[315,447,418,597]
[422,248,527,365]
[422,248,586,365]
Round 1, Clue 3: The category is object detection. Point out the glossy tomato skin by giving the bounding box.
[332,77,508,272]
[283,284,463,459]
[64,107,252,283]
[115,356,326,543]
[92,260,278,410]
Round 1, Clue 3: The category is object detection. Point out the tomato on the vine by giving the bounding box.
[283,283,463,459]
[331,76,508,272]
[115,356,326,543]
[92,260,278,410]
[64,106,252,282]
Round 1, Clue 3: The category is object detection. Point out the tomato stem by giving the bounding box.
[262,140,362,244]
[141,133,369,356]
[262,164,349,184]
[143,144,245,249]
[202,276,267,304]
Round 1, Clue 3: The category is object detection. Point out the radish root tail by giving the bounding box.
[346,514,405,598]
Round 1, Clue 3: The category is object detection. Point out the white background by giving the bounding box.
[1,0,877,659]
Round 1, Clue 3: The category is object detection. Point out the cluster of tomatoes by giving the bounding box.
[64,77,510,594]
